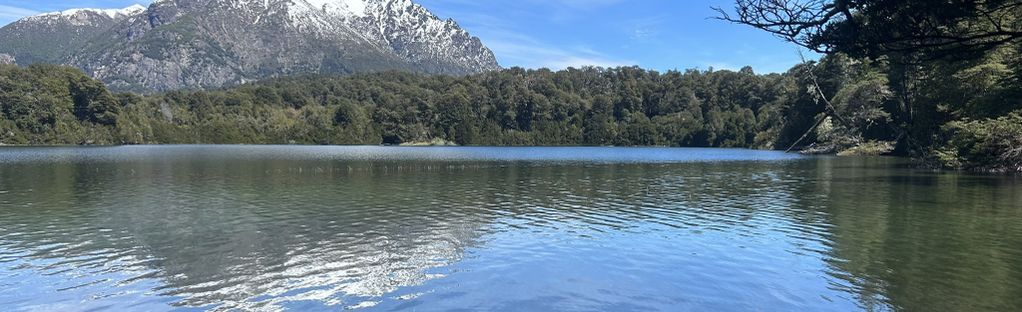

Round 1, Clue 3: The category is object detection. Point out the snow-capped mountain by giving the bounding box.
[29,5,147,22]
[0,0,500,91]
[0,6,142,66]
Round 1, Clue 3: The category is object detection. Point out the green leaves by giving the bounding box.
[0,58,1014,171]
[939,111,1022,172]
[69,75,120,125]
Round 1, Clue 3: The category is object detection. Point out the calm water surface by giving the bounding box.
[0,146,1019,311]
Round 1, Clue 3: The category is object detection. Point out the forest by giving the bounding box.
[0,64,786,148]
[0,57,1017,171]
[1,1,1021,172]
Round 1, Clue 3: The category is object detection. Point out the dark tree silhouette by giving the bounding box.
[715,0,1022,59]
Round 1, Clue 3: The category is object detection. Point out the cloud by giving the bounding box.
[625,15,667,42]
[472,27,636,69]
[700,62,741,71]
[549,0,626,9]
[0,4,39,19]
[631,29,652,40]
[419,0,635,69]
[421,0,625,24]
[544,56,635,69]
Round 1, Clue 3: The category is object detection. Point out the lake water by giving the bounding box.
[0,146,1020,311]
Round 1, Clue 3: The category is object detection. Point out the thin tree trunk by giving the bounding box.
[786,113,829,153]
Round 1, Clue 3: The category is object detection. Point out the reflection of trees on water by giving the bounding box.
[1,156,1020,311]
[803,157,1022,311]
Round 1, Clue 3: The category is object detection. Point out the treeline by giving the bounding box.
[1,57,1020,171]
[2,64,789,148]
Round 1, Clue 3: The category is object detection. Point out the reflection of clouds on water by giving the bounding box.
[0,158,490,310]
[163,230,466,310]
[0,148,1019,311]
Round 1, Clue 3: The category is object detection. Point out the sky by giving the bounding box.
[0,0,810,73]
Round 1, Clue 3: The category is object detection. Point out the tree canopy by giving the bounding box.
[717,0,1022,59]
[1,36,1020,171]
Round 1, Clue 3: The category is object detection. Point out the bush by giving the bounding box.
[937,111,1022,172]
[837,140,895,156]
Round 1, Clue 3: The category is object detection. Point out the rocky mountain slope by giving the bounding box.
[0,0,499,91]
[0,5,144,66]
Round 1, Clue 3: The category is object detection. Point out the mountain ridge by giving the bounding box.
[0,0,500,91]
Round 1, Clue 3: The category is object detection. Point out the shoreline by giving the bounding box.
[6,144,1014,174]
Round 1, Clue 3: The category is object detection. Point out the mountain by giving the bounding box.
[0,0,500,91]
[0,5,144,66]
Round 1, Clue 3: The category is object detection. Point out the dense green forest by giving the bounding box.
[0,63,785,147]
[2,1,1021,172]
[0,56,1020,171]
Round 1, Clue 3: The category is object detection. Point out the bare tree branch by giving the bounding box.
[714,0,1022,59]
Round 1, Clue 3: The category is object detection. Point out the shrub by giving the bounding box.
[937,111,1022,172]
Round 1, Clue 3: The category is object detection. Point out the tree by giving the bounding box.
[69,75,119,125]
[716,0,1022,59]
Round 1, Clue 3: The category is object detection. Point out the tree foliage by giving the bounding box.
[717,0,1022,59]
[938,111,1022,172]
[0,48,1018,171]
[0,64,780,147]
[720,0,1022,171]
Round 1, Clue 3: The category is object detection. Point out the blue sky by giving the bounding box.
[0,0,809,73]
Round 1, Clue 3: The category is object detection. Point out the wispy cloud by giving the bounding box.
[420,0,635,69]
[549,0,626,10]
[545,56,635,69]
[526,0,626,22]
[467,23,636,69]
[422,0,625,15]
[625,15,667,42]
[0,4,39,20]
[486,35,636,69]
[700,62,741,71]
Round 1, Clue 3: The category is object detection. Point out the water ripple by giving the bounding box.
[0,147,1019,311]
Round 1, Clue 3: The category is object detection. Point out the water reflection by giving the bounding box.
[0,147,1019,311]
[808,157,1022,311]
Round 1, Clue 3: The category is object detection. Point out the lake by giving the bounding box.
[0,146,1019,311]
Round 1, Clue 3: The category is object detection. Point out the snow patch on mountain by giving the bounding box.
[32,5,146,20]
[280,0,499,73]
[0,54,15,65]
[0,0,500,90]
[303,0,368,17]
